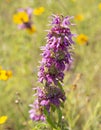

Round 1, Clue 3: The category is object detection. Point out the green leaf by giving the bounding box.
[57,81,64,92]
[61,102,64,108]
[51,104,56,112]
[57,108,62,125]
[43,108,56,129]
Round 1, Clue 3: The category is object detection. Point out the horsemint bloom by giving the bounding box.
[29,14,75,121]
[13,8,36,34]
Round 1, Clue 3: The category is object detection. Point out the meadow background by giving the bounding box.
[0,0,101,130]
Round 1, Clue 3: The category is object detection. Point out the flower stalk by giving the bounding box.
[29,14,75,129]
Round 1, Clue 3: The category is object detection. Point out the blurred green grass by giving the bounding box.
[0,0,101,130]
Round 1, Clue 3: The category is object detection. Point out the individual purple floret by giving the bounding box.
[29,99,45,121]
[29,88,46,121]
[29,14,75,121]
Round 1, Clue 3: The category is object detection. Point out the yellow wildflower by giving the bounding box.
[0,70,8,80]
[0,116,8,124]
[0,68,12,81]
[27,26,36,34]
[98,3,101,10]
[33,7,45,15]
[75,14,84,21]
[13,12,29,24]
[77,34,88,45]
[6,70,12,78]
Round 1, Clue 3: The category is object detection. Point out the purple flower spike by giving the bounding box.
[29,14,75,121]
[38,15,75,85]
